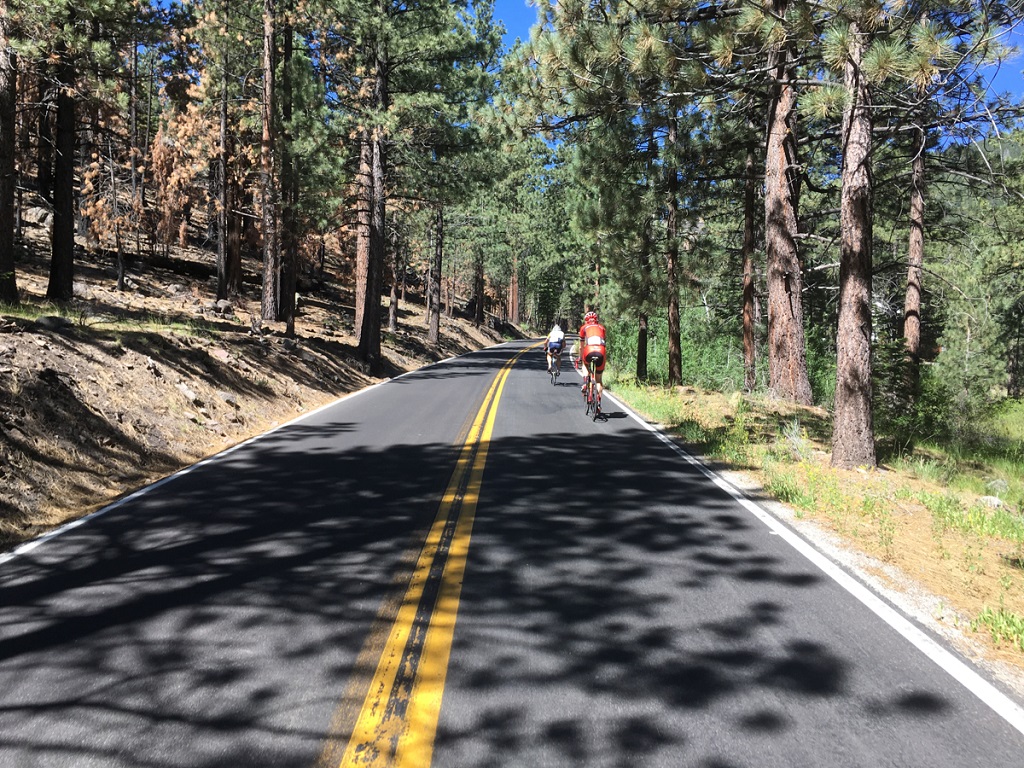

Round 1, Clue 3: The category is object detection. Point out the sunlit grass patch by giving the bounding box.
[921,492,1024,543]
[972,607,1024,652]
[761,460,816,510]
[610,382,739,456]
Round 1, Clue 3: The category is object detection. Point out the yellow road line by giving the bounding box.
[336,345,534,768]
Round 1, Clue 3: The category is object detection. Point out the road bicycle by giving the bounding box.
[549,356,561,385]
[583,358,601,420]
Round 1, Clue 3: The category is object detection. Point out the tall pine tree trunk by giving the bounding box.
[764,19,812,405]
[428,205,442,345]
[357,36,387,372]
[37,73,53,202]
[354,136,371,337]
[510,252,519,325]
[280,12,297,337]
[473,250,484,327]
[388,219,398,334]
[636,313,649,383]
[216,17,233,300]
[903,125,925,367]
[260,0,280,322]
[78,19,100,243]
[227,172,242,289]
[0,9,18,304]
[665,112,682,386]
[832,22,876,470]
[636,221,653,383]
[129,41,138,206]
[46,47,75,302]
[742,142,757,392]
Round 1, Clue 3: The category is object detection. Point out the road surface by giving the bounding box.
[1,339,1022,767]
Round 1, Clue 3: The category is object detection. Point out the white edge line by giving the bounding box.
[604,389,1024,738]
[0,340,514,567]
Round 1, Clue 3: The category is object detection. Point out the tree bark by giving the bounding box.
[903,125,925,365]
[387,219,398,333]
[46,47,76,302]
[227,172,242,289]
[764,4,812,405]
[832,22,876,470]
[665,112,682,386]
[636,312,649,382]
[742,142,757,392]
[0,10,18,304]
[510,252,519,325]
[357,34,387,373]
[428,205,442,345]
[37,73,53,202]
[354,137,372,337]
[215,12,234,300]
[280,11,297,337]
[473,250,485,327]
[259,0,279,321]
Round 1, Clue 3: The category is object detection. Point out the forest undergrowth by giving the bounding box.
[609,378,1024,690]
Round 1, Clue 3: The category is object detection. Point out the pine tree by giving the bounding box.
[0,1,16,304]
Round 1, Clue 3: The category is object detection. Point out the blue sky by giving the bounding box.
[490,0,1023,98]
[493,0,539,49]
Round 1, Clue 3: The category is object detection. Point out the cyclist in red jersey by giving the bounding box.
[577,310,607,399]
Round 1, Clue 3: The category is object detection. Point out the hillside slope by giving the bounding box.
[1,234,514,550]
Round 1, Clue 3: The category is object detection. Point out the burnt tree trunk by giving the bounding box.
[46,47,76,302]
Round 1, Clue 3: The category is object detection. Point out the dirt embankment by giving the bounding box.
[1,242,514,550]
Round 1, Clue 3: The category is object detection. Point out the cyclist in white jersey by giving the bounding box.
[545,323,565,374]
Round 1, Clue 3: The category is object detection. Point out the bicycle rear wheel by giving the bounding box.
[584,360,596,415]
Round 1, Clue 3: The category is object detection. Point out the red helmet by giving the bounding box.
[584,311,598,324]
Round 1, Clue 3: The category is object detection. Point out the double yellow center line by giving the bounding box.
[335,346,531,767]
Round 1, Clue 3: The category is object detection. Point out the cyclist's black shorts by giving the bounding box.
[547,342,563,354]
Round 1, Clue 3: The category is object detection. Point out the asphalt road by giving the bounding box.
[1,339,1022,768]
